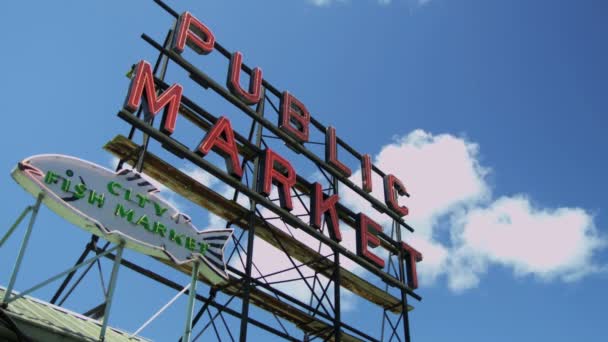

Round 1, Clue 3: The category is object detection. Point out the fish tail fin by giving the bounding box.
[199,229,234,278]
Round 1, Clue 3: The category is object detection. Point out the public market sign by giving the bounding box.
[12,154,232,285]
[118,10,423,290]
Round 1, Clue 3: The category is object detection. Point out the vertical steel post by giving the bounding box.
[99,243,124,341]
[2,193,43,306]
[395,221,412,342]
[182,262,200,342]
[332,176,342,342]
[333,253,342,341]
[239,89,265,342]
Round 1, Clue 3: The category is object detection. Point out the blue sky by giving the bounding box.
[1,0,607,341]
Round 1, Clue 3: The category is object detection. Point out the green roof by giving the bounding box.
[0,287,149,342]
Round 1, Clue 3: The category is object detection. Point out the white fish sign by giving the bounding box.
[11,154,233,285]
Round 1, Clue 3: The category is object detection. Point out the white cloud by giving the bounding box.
[179,164,218,189]
[341,130,606,292]
[448,196,605,290]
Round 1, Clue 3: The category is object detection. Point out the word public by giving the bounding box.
[124,12,422,288]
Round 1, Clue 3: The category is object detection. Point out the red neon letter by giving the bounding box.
[227,52,263,105]
[400,242,423,289]
[383,174,409,217]
[259,149,297,211]
[325,126,351,177]
[310,183,342,242]
[196,116,243,178]
[172,12,215,55]
[279,92,310,143]
[124,60,183,135]
[361,154,373,193]
[356,213,385,268]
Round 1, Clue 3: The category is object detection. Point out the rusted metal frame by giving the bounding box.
[252,210,334,319]
[190,293,238,342]
[216,308,237,342]
[230,222,305,336]
[306,326,334,342]
[382,222,397,339]
[261,135,324,146]
[257,207,333,317]
[234,228,311,335]
[383,311,403,342]
[308,271,336,319]
[279,218,297,239]
[140,33,414,234]
[261,134,282,140]
[255,253,334,281]
[293,187,313,216]
[117,110,422,301]
[386,312,404,342]
[195,309,222,342]
[226,230,247,270]
[388,315,405,342]
[224,263,378,342]
[227,265,335,330]
[264,275,316,286]
[387,252,400,280]
[382,224,400,342]
[98,246,301,342]
[229,223,292,307]
[394,220,412,342]
[307,210,330,323]
[57,241,111,307]
[233,230,296,338]
[265,213,310,220]
[50,235,99,304]
[309,271,336,317]
[316,164,334,187]
[239,91,266,342]
[331,174,342,342]
[232,234,249,272]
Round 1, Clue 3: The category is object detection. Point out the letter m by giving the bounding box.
[114,204,135,223]
[124,60,183,135]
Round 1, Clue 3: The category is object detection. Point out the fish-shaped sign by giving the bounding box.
[11,154,233,285]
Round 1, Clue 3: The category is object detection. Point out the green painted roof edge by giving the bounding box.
[0,286,150,342]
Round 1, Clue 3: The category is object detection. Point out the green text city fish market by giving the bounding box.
[43,170,209,255]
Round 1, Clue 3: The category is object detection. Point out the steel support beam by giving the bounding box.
[2,194,43,307]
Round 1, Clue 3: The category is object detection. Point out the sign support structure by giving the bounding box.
[183,261,200,342]
[99,242,124,341]
[2,193,43,307]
